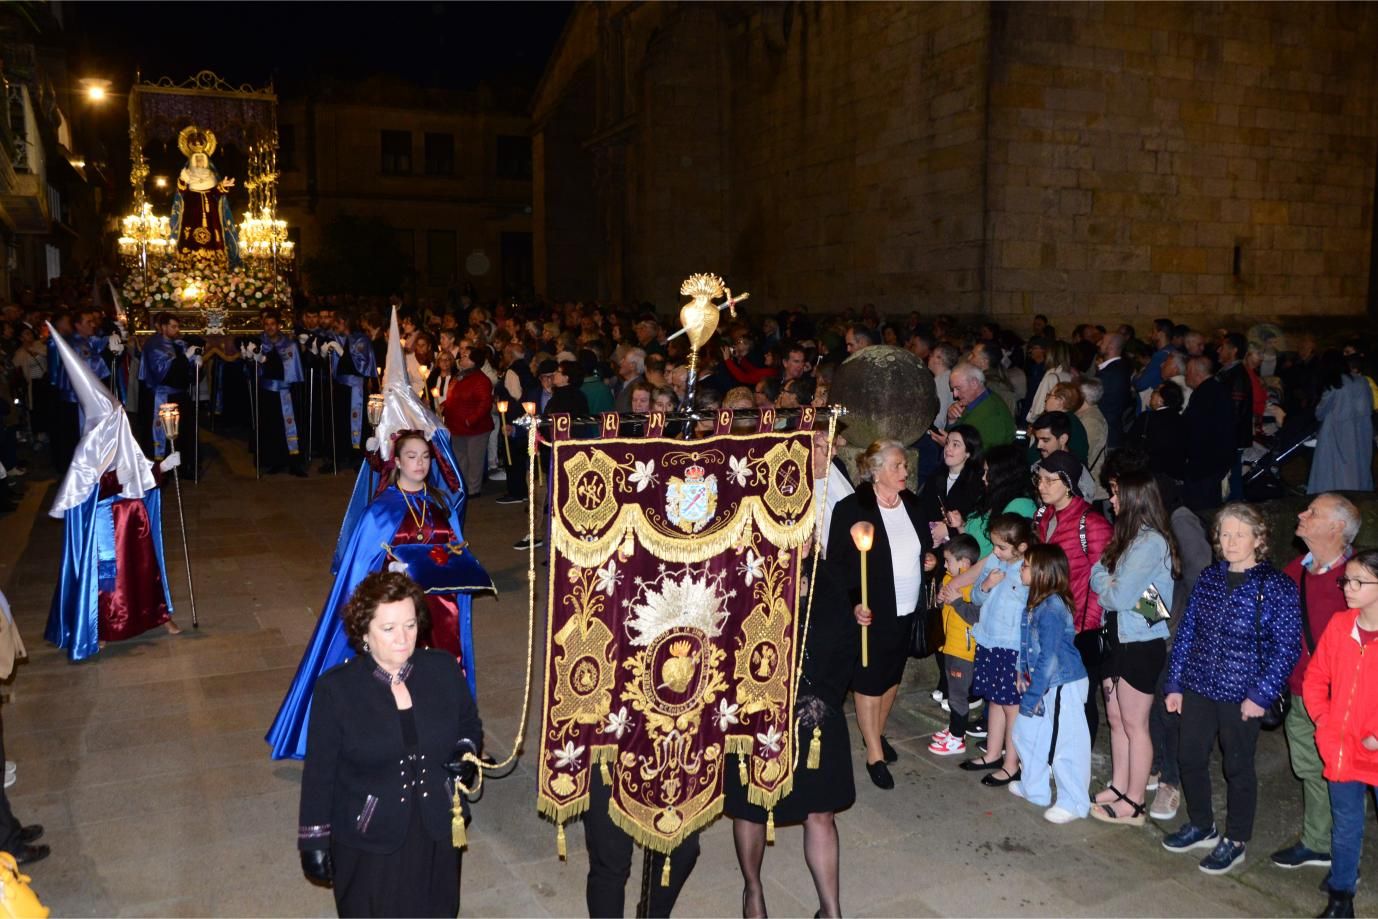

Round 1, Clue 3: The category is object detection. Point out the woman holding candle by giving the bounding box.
[828,440,931,789]
[441,345,494,498]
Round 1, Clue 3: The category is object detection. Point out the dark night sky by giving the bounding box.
[63,1,574,96]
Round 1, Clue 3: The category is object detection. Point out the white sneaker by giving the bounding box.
[927,733,966,756]
[940,698,951,713]
[4,761,13,777]
[1149,783,1181,821]
[931,689,945,702]
[1009,780,1026,799]
[3,773,13,789]
[1043,805,1081,824]
[487,468,507,481]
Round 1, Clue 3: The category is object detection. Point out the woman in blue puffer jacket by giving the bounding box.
[1162,502,1301,877]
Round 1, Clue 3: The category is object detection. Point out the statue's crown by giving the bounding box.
[679,273,724,300]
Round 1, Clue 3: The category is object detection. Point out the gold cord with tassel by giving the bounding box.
[451,782,467,849]
[738,753,748,786]
[660,855,672,887]
[806,726,822,770]
[557,823,567,859]
[766,809,776,844]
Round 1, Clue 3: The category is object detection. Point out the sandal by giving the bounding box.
[1090,797,1146,826]
[1093,784,1127,806]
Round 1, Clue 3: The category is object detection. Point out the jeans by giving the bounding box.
[1150,659,1181,786]
[1327,780,1372,894]
[1284,693,1333,853]
[1012,678,1091,815]
[584,778,699,917]
[1178,690,1262,841]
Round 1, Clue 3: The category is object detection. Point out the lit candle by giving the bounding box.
[850,521,875,668]
[496,400,512,464]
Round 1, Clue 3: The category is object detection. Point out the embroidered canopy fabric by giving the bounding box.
[537,416,815,853]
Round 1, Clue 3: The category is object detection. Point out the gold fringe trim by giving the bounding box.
[724,735,753,756]
[536,791,592,827]
[552,495,813,569]
[807,727,822,770]
[605,794,725,856]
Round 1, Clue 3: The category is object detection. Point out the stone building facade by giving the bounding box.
[531,1,1378,326]
[277,77,534,302]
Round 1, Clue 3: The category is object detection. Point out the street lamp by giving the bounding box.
[79,78,112,103]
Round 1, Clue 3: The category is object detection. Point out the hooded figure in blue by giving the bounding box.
[44,323,181,662]
[267,307,493,760]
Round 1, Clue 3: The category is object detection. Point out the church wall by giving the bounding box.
[984,1,1378,325]
[718,2,991,315]
[532,1,1378,324]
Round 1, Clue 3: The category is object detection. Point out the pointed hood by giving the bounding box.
[373,305,441,460]
[48,322,156,516]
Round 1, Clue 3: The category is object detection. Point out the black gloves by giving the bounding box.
[445,738,481,789]
[301,848,333,885]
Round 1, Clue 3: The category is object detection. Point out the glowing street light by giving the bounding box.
[79,78,112,102]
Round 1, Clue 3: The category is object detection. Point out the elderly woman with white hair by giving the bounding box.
[828,440,932,789]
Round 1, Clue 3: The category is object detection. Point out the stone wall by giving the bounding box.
[533,1,1378,326]
[986,1,1378,324]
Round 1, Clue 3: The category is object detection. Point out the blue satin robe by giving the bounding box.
[266,428,490,760]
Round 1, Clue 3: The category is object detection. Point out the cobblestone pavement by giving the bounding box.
[0,430,1366,916]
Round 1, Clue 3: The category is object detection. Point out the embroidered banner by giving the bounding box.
[537,426,814,854]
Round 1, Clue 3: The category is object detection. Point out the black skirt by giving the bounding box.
[851,610,912,696]
[724,702,855,824]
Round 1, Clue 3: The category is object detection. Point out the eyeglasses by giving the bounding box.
[1337,577,1378,590]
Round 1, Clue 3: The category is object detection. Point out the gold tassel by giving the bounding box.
[766,809,776,844]
[660,855,672,887]
[600,760,612,786]
[738,753,748,786]
[557,823,567,859]
[451,785,467,848]
[806,726,822,770]
[619,529,635,561]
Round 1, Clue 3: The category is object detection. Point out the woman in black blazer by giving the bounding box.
[828,440,932,790]
[298,572,483,918]
[917,423,985,534]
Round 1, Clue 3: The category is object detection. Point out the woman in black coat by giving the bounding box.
[917,423,985,532]
[298,571,483,918]
[828,440,932,790]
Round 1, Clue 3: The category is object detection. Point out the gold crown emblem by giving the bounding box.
[679,273,724,300]
[177,125,218,158]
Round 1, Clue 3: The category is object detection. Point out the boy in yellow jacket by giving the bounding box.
[930,535,982,756]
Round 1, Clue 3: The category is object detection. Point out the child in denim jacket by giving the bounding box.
[1011,543,1091,824]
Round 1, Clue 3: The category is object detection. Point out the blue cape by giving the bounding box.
[266,428,490,760]
[46,488,172,662]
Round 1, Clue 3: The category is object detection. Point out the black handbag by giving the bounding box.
[909,578,944,659]
[1252,584,1291,731]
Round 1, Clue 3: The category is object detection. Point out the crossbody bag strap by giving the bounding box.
[1298,568,1317,655]
[1077,511,1091,630]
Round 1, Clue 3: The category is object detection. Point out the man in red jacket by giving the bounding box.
[1271,493,1360,872]
[1032,450,1113,743]
[442,346,495,498]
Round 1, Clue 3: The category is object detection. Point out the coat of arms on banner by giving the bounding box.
[665,464,718,533]
[537,425,816,858]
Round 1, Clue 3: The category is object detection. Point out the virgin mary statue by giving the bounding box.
[169,125,241,267]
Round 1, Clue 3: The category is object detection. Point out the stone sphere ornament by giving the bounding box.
[828,345,937,487]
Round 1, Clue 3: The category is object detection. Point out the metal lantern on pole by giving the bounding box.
[158,402,200,628]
